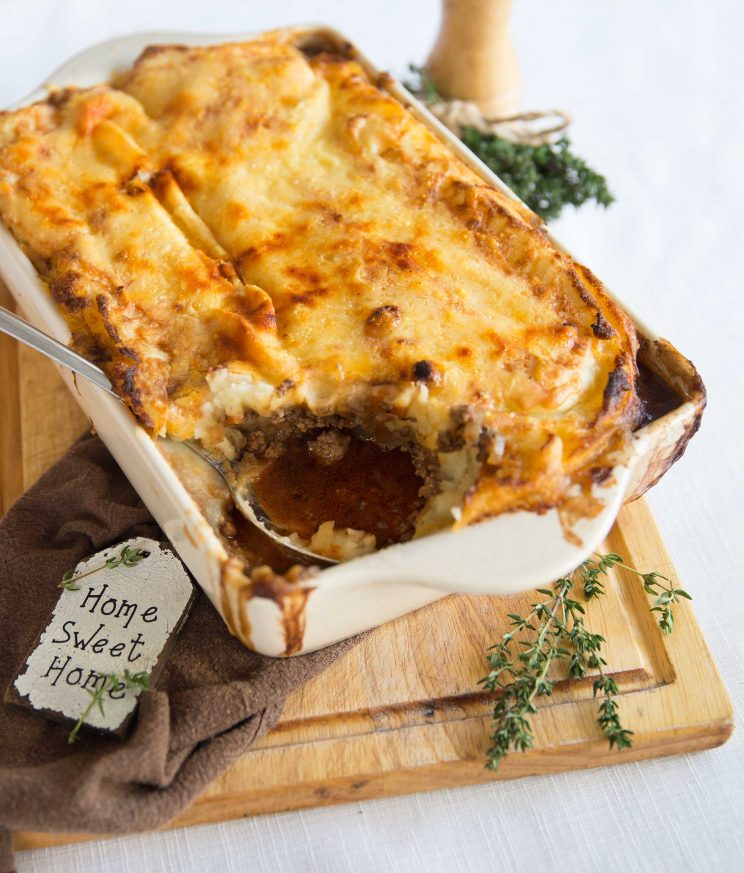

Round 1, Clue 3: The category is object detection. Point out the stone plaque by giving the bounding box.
[6,537,195,738]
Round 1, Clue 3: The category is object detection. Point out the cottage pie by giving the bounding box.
[0,32,642,563]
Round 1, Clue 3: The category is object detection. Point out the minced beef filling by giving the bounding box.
[226,410,441,552]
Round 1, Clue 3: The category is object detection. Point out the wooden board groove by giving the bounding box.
[1,278,732,852]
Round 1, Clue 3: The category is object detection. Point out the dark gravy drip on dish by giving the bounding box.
[222,509,299,573]
[635,363,682,429]
[252,430,424,548]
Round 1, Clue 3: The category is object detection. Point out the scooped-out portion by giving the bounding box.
[214,406,461,563]
[234,424,427,561]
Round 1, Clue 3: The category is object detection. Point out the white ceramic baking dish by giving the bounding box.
[0,26,705,656]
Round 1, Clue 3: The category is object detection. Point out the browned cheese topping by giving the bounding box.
[0,31,640,538]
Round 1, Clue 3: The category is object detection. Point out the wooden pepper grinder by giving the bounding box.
[425,0,522,117]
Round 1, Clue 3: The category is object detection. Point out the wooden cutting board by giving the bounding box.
[1,283,733,852]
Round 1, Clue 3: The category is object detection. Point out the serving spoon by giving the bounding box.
[0,305,336,566]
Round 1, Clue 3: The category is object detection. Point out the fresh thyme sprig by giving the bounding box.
[588,553,692,634]
[478,577,572,767]
[480,553,688,770]
[58,545,149,591]
[594,675,633,751]
[67,669,150,744]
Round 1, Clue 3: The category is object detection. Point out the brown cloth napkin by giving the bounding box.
[0,433,360,872]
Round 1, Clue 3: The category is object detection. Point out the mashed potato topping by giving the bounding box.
[0,31,640,549]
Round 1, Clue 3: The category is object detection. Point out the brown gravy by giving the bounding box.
[253,430,424,548]
[222,508,300,573]
[636,363,681,428]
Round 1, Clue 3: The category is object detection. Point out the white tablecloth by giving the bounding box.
[3,1,743,870]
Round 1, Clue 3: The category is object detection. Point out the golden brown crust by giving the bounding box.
[0,32,641,528]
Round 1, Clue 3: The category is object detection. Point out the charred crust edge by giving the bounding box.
[49,272,87,312]
[591,310,616,339]
[602,359,632,412]
[294,31,356,61]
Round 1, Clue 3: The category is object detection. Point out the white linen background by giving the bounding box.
[2,0,743,870]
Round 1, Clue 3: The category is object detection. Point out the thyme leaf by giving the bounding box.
[58,571,79,592]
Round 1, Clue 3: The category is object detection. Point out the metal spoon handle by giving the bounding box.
[0,305,120,399]
[0,304,337,565]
